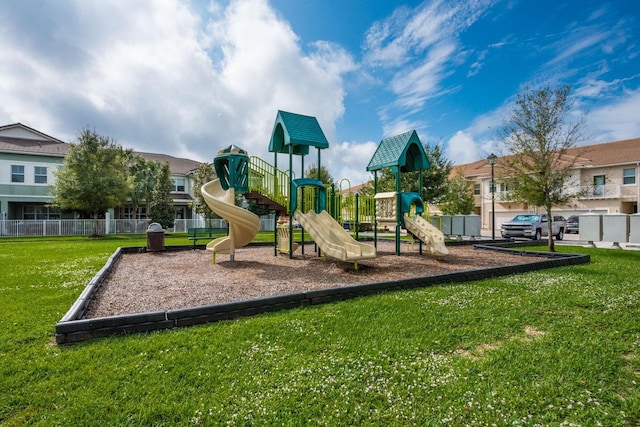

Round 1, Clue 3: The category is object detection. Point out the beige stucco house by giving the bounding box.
[453,138,640,231]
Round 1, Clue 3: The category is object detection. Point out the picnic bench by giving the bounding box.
[187,227,229,249]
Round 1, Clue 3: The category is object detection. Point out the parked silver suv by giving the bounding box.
[501,214,566,240]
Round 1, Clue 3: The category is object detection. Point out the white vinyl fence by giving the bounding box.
[0,216,276,237]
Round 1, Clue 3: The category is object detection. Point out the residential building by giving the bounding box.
[454,138,640,231]
[0,123,202,221]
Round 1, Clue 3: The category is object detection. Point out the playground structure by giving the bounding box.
[201,110,448,265]
[367,130,449,256]
[268,111,377,268]
[375,191,449,256]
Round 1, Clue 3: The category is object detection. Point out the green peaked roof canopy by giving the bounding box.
[366,130,430,172]
[268,110,329,156]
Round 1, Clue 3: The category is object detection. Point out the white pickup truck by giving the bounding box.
[500,214,567,240]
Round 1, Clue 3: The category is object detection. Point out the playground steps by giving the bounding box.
[244,190,287,215]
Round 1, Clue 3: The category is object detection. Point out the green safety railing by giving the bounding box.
[248,156,292,209]
[248,156,376,232]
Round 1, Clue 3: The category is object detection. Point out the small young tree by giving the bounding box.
[439,172,475,215]
[497,85,586,251]
[422,142,453,204]
[126,154,160,220]
[192,163,218,225]
[240,196,272,217]
[51,128,129,236]
[148,162,175,228]
[304,163,335,187]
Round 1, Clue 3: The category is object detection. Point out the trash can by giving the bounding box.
[146,222,165,252]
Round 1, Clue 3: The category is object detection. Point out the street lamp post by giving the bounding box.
[487,153,497,240]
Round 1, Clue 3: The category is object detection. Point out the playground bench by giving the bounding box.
[187,227,228,249]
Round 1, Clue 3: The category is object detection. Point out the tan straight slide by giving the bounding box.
[403,214,449,256]
[294,209,376,268]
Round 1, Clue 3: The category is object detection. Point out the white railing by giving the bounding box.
[0,215,276,237]
[564,184,621,200]
[493,184,625,202]
[495,190,515,201]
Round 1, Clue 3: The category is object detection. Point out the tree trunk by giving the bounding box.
[547,208,555,252]
[92,213,100,237]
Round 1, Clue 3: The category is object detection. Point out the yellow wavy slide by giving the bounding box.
[294,210,376,268]
[201,179,260,262]
[403,214,449,256]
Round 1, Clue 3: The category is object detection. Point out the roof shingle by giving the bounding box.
[454,138,640,178]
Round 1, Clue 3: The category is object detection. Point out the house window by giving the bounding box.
[499,181,515,192]
[593,175,605,196]
[122,206,147,219]
[623,168,636,185]
[34,166,48,184]
[11,165,25,183]
[23,205,59,220]
[172,178,185,192]
[473,184,480,195]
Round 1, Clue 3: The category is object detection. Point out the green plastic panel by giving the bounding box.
[269,110,329,155]
[366,130,430,172]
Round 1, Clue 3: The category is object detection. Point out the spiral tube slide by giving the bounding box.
[201,179,260,262]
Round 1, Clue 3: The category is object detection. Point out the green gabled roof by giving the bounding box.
[366,130,430,172]
[269,110,329,156]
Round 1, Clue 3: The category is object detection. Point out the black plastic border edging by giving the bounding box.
[55,242,590,344]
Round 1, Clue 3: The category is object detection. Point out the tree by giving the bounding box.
[422,142,452,204]
[148,162,175,228]
[304,163,335,187]
[497,85,586,251]
[51,128,129,236]
[126,154,160,220]
[192,163,218,225]
[439,171,475,215]
[374,142,452,203]
[240,196,272,217]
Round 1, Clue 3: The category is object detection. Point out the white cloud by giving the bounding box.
[363,0,496,136]
[323,140,379,185]
[446,130,481,164]
[390,42,457,107]
[0,0,356,171]
[363,0,495,67]
[574,73,640,99]
[381,119,428,140]
[546,31,610,66]
[588,88,640,142]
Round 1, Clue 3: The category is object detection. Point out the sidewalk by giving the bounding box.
[480,229,640,250]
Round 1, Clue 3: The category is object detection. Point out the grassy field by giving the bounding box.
[1,235,639,425]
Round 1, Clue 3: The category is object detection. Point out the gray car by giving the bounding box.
[566,215,579,234]
[501,214,566,240]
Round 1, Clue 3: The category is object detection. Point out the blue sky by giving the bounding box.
[1,0,638,185]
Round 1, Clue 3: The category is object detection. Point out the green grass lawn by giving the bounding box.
[1,236,639,425]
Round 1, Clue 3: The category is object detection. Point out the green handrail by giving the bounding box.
[248,156,293,209]
[248,155,375,231]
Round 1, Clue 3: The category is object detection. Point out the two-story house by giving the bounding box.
[454,138,640,231]
[0,123,202,221]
